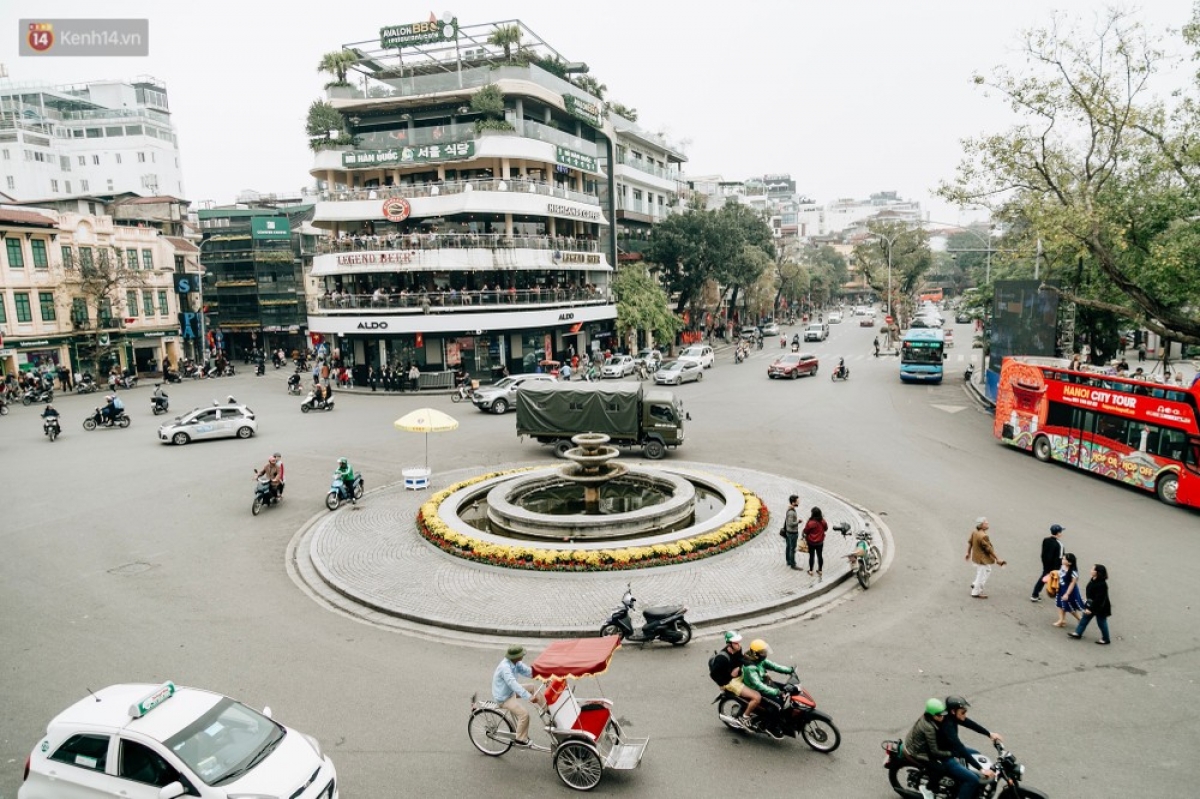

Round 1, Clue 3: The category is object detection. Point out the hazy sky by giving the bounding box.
[2,1,1193,224]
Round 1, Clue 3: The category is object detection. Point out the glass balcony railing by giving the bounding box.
[318,176,600,206]
[615,154,682,182]
[317,232,601,255]
[309,285,613,314]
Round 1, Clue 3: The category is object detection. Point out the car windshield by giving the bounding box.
[492,377,518,389]
[681,348,703,357]
[163,697,285,786]
[661,361,683,371]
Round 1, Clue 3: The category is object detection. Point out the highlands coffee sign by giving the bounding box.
[380,15,459,48]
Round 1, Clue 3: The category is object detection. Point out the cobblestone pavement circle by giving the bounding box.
[291,461,889,642]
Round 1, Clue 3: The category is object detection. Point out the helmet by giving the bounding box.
[747,639,770,660]
[338,457,348,466]
[105,394,114,401]
[925,698,947,716]
[944,696,971,712]
[724,631,743,645]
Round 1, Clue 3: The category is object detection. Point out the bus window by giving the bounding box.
[1095,415,1124,443]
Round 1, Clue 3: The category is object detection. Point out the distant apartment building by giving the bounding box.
[0,76,186,201]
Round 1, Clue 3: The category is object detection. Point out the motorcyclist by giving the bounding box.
[101,394,118,425]
[334,457,357,502]
[41,403,60,430]
[274,452,286,497]
[902,699,957,789]
[152,383,168,407]
[288,371,302,392]
[937,696,1002,799]
[255,454,283,502]
[708,631,762,731]
[740,639,796,738]
[836,357,847,379]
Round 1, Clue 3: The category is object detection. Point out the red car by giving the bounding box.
[768,352,820,379]
[859,316,876,327]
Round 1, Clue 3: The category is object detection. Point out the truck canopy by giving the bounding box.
[516,381,643,439]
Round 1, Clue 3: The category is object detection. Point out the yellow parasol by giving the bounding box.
[393,407,459,469]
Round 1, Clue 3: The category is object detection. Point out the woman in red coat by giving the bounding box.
[804,507,828,576]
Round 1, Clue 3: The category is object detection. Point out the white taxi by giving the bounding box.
[19,681,337,799]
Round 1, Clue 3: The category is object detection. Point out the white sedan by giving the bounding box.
[18,681,338,799]
[654,359,704,385]
[677,345,715,369]
[158,403,257,445]
[601,355,636,378]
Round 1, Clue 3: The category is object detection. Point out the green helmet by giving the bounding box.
[925,698,947,716]
[338,457,348,466]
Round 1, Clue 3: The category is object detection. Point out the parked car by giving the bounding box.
[654,358,704,385]
[17,681,337,799]
[678,345,715,369]
[158,403,257,445]
[767,352,820,379]
[760,321,780,336]
[804,323,830,342]
[472,373,557,414]
[601,354,637,378]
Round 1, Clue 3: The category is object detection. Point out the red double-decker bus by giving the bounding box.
[995,357,1200,507]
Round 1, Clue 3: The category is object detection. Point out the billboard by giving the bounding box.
[990,279,1060,366]
[251,217,290,241]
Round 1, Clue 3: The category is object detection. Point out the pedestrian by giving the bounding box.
[1053,552,1085,627]
[966,517,1006,599]
[408,363,420,392]
[1030,524,1065,602]
[782,494,801,570]
[873,336,880,357]
[368,366,377,392]
[1068,564,1112,644]
[804,506,828,577]
[1137,342,1147,362]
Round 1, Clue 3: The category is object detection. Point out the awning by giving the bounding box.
[531,635,622,680]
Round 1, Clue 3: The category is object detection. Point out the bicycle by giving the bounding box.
[834,521,882,589]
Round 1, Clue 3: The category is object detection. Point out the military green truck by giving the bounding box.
[515,381,686,459]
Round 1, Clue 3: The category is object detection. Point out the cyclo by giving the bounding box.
[468,636,647,791]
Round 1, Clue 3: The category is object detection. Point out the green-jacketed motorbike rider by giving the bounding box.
[335,457,356,497]
[741,639,795,707]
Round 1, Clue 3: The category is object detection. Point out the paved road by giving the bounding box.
[2,317,1196,799]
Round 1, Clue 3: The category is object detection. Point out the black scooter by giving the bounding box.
[151,385,169,415]
[599,584,691,645]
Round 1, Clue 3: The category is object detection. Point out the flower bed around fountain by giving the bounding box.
[416,469,770,571]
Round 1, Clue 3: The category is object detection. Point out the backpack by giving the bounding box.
[708,650,733,686]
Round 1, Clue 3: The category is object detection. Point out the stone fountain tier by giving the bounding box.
[558,462,629,484]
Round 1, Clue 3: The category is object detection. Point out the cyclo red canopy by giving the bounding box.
[531,635,622,680]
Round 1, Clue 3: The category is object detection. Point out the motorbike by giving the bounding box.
[110,372,138,390]
[831,363,851,382]
[716,673,841,751]
[183,362,204,380]
[326,471,365,511]
[273,353,284,369]
[255,360,266,377]
[163,369,182,384]
[151,386,170,415]
[21,386,55,406]
[450,383,478,403]
[300,391,335,412]
[287,373,304,395]
[884,739,1048,799]
[82,406,131,430]
[75,373,99,394]
[43,416,61,442]
[251,476,282,516]
[599,584,691,645]
[964,364,975,383]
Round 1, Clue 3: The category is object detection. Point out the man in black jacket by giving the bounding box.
[708,631,762,729]
[937,696,1003,799]
[1030,524,1065,602]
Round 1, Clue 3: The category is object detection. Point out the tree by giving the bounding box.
[62,245,150,376]
[487,24,522,61]
[305,100,350,152]
[572,74,607,101]
[939,8,1200,345]
[471,84,513,133]
[851,222,933,325]
[317,50,357,87]
[606,101,638,122]
[611,263,682,351]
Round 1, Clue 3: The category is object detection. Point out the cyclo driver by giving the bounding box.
[708,631,761,731]
[741,639,796,738]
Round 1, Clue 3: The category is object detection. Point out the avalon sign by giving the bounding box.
[381,16,459,48]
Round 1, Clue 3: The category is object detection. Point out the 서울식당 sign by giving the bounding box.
[382,197,412,222]
[380,16,458,49]
[555,145,596,173]
[562,94,601,127]
[342,141,475,169]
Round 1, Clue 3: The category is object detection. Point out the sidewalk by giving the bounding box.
[288,461,892,646]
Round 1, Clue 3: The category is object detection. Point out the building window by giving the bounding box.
[1,149,8,160]
[71,297,88,324]
[98,298,113,327]
[0,295,6,323]
[39,291,56,321]
[142,290,154,316]
[65,180,72,193]
[142,249,154,270]
[50,179,60,193]
[61,245,74,269]
[31,239,49,268]
[107,179,114,191]
[81,179,90,191]
[78,155,86,166]
[92,155,100,164]
[157,289,168,315]
[6,238,24,268]
[79,247,94,271]
[97,248,110,269]
[60,155,71,172]
[115,153,122,164]
[126,248,138,269]
[14,292,32,322]
[126,290,138,317]
[138,152,146,163]
[5,176,13,190]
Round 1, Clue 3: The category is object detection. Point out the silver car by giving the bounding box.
[601,355,636,378]
[471,373,557,414]
[158,403,257,445]
[654,359,704,385]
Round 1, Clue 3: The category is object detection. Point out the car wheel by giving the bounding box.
[791,370,799,380]
[172,432,190,446]
[696,371,703,382]
[236,426,253,439]
[492,398,509,414]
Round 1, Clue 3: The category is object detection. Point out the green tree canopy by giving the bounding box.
[851,222,933,323]
[317,50,357,87]
[305,100,351,152]
[939,7,1200,345]
[487,24,522,60]
[611,263,682,349]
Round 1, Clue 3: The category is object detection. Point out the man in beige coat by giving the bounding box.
[966,517,1006,599]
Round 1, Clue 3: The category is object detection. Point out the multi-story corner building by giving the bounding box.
[611,123,687,264]
[0,76,186,201]
[197,204,316,359]
[0,204,184,378]
[306,18,680,379]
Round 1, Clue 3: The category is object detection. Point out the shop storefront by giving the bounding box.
[1,336,72,377]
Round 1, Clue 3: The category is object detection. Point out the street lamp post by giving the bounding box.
[194,239,213,366]
[863,229,902,339]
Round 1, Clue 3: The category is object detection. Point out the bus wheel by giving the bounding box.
[1156,473,1179,506]
[1032,436,1053,463]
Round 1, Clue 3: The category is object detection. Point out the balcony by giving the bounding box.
[318,232,599,255]
[309,285,612,316]
[316,176,599,207]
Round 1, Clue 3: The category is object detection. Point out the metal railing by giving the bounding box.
[317,232,601,254]
[310,286,612,313]
[319,175,599,206]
